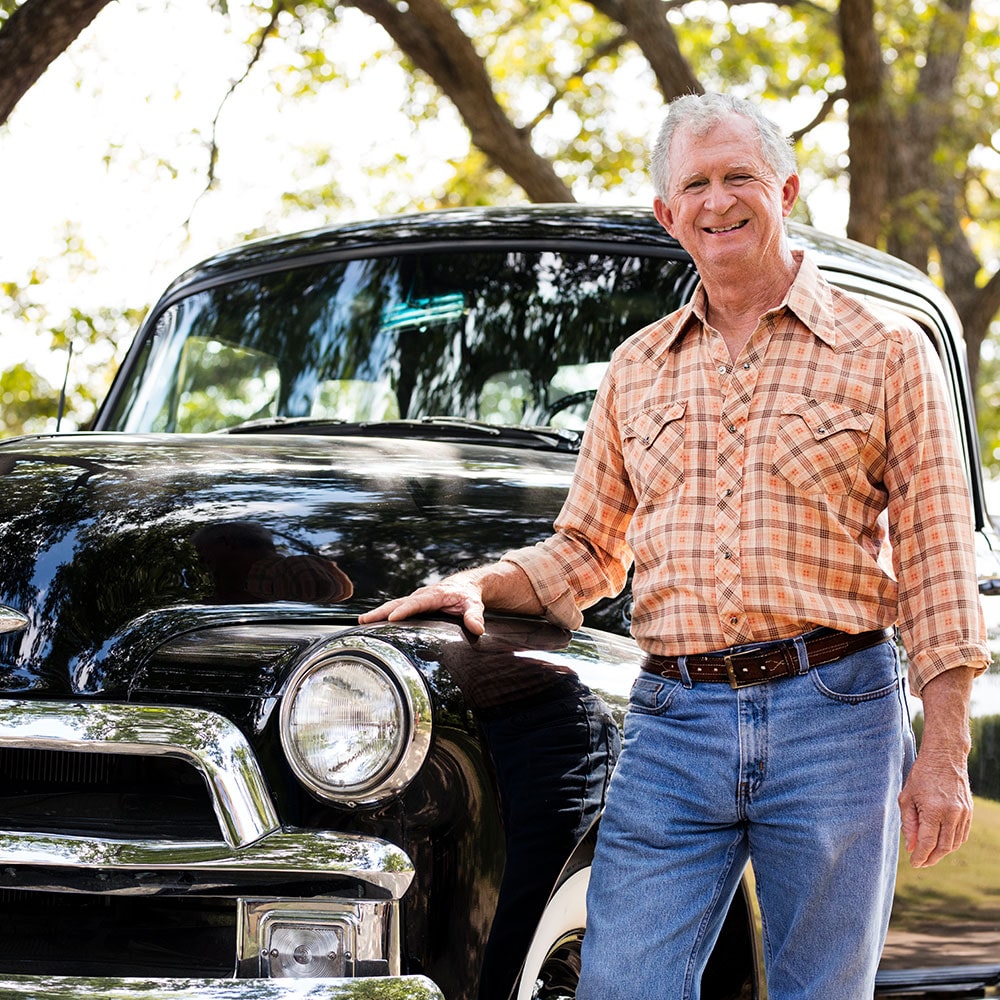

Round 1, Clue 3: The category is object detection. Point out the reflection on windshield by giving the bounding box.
[107,250,697,434]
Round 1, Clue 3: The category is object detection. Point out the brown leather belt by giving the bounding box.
[643,626,895,689]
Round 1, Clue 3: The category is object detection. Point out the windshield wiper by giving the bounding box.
[406,417,582,451]
[217,416,348,434]
[217,416,582,451]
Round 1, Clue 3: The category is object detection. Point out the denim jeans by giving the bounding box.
[577,639,914,1000]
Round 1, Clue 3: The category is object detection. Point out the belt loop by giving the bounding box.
[792,635,810,675]
[676,655,693,689]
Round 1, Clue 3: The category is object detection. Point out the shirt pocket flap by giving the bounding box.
[781,396,873,441]
[622,401,687,449]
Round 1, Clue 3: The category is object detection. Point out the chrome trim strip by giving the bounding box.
[0,975,445,999]
[0,699,279,849]
[0,828,414,897]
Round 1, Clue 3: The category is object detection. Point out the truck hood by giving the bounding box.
[0,432,576,696]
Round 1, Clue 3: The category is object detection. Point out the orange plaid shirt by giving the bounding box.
[504,252,988,694]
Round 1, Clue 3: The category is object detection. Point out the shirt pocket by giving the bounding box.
[772,395,874,495]
[621,400,686,500]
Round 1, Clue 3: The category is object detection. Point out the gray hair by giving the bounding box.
[650,93,797,199]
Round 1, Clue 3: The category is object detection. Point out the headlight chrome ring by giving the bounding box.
[279,635,432,806]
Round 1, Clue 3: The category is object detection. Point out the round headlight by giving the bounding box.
[279,636,432,805]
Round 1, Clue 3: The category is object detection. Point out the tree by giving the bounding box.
[313,0,999,387]
[839,0,1000,392]
[1,0,998,443]
[0,229,143,435]
[0,0,114,127]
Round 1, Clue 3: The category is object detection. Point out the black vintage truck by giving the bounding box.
[1,206,998,999]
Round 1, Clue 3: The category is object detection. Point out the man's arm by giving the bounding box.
[898,665,977,868]
[357,561,543,635]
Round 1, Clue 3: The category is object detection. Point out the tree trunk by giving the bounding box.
[0,0,114,127]
[878,0,980,377]
[344,0,575,203]
[938,183,1000,391]
[589,0,703,99]
[959,271,1000,395]
[837,0,888,248]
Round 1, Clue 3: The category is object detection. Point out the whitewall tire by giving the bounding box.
[515,866,590,1000]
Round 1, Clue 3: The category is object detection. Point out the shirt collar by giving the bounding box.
[782,252,839,348]
[663,250,840,351]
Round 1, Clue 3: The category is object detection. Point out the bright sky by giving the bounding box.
[0,0,473,387]
[0,0,845,396]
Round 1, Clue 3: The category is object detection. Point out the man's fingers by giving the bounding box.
[900,799,919,857]
[358,597,411,623]
[358,584,487,634]
[899,781,973,868]
[911,820,969,868]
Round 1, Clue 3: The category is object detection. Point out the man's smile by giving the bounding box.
[705,220,749,234]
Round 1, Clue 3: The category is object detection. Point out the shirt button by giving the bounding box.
[724,488,733,497]
[728,424,737,433]
[743,362,751,370]
[718,365,728,374]
[730,616,739,625]
[723,551,732,560]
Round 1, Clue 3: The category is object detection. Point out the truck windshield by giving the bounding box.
[103,248,697,434]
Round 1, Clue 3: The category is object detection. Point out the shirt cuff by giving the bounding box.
[906,642,991,697]
[501,549,584,631]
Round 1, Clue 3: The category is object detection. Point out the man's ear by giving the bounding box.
[781,174,800,218]
[653,197,674,236]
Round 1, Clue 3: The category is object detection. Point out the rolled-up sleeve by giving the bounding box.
[883,322,990,694]
[503,365,635,628]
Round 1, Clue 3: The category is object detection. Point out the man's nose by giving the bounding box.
[703,181,737,213]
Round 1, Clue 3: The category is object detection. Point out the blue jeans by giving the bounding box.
[577,640,914,1000]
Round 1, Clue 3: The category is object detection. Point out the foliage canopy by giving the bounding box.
[1,0,998,466]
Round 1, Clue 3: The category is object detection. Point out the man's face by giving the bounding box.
[653,114,799,274]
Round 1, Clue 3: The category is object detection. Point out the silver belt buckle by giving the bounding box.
[723,647,769,689]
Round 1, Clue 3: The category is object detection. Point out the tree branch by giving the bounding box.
[524,32,629,134]
[655,0,834,19]
[345,0,574,202]
[788,87,844,144]
[0,0,114,127]
[206,0,285,191]
[183,0,286,230]
[587,0,702,98]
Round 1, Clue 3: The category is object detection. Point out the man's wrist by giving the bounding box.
[453,562,544,616]
[916,665,976,757]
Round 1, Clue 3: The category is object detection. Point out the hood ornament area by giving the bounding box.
[0,607,28,634]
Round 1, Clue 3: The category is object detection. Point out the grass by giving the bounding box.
[889,795,1000,933]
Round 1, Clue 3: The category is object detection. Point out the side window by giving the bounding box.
[169,338,281,433]
[547,362,610,430]
[311,379,400,421]
[479,370,534,424]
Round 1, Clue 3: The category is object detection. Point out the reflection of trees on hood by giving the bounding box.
[0,439,570,694]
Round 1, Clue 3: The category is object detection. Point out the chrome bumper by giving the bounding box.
[0,975,445,998]
[0,700,430,990]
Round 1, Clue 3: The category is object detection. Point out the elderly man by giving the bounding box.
[360,93,988,998]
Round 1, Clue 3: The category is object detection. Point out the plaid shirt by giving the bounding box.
[504,252,988,694]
